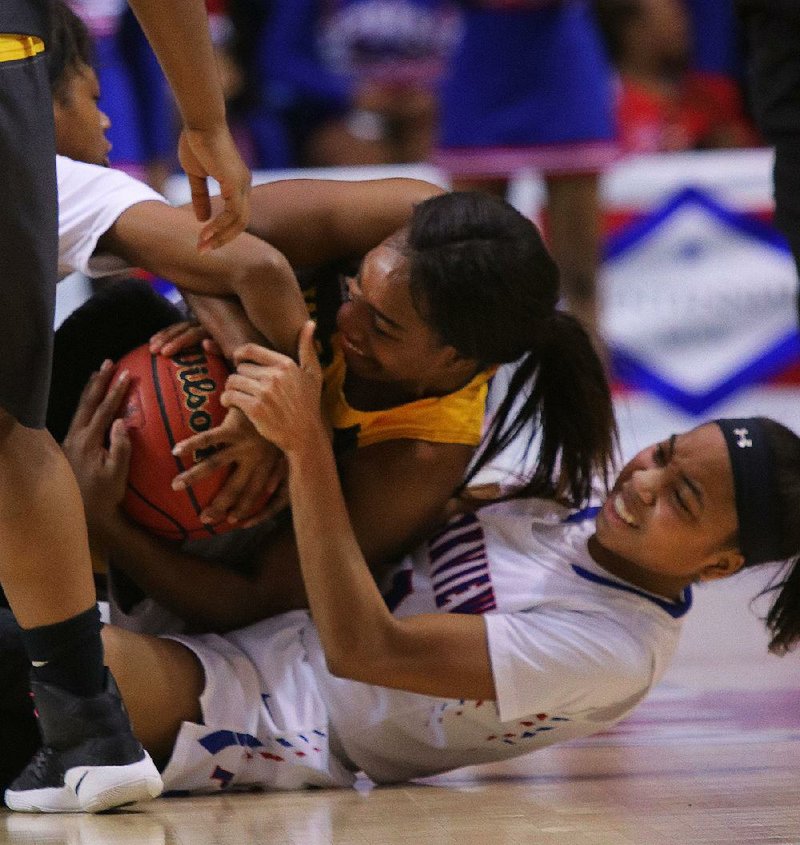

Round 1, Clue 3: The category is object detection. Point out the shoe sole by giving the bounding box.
[4,754,163,814]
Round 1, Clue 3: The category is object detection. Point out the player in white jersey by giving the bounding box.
[159,496,685,790]
[3,324,797,794]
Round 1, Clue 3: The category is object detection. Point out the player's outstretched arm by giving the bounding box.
[97,200,307,358]
[201,177,444,267]
[127,0,250,249]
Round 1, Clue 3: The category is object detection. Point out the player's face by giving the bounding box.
[593,424,741,589]
[53,64,112,166]
[336,237,465,388]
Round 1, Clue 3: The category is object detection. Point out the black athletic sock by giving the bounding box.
[20,604,105,697]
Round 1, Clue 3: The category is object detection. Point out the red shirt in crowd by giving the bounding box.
[616,71,761,153]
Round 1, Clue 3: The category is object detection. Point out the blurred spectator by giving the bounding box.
[684,0,743,79]
[254,0,461,167]
[200,0,266,168]
[595,0,760,153]
[737,0,800,321]
[68,1,177,189]
[434,1,616,356]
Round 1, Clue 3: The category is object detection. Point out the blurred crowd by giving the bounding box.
[68,0,762,192]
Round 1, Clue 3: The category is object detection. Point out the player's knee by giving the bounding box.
[0,407,18,447]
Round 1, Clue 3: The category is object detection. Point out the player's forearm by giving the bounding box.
[181,293,264,361]
[103,516,279,632]
[231,249,307,359]
[126,0,226,130]
[285,430,398,679]
[104,204,306,356]
[286,432,495,699]
[203,178,444,267]
[168,237,306,356]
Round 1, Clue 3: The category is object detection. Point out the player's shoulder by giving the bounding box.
[56,155,156,195]
[56,156,167,214]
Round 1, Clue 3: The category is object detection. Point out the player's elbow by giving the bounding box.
[324,649,386,684]
[322,624,403,686]
[216,237,289,301]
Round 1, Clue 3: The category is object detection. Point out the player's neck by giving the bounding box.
[587,535,688,602]
[344,363,482,411]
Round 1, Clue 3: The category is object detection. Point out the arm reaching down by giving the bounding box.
[127,0,251,249]
[97,201,307,358]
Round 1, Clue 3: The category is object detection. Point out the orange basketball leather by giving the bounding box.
[114,343,265,541]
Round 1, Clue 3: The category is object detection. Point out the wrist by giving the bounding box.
[286,419,333,467]
[182,114,228,135]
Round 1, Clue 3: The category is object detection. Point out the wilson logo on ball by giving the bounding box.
[112,341,271,541]
[171,348,219,462]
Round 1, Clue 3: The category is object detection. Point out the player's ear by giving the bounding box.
[697,549,745,583]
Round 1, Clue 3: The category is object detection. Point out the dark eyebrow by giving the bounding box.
[355,267,404,332]
[670,433,704,506]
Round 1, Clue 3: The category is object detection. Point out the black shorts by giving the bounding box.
[0,39,57,428]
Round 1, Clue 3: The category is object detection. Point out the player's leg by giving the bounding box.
[0,609,203,789]
[0,420,164,813]
[0,24,161,813]
[102,625,204,766]
[0,609,41,794]
[544,172,605,358]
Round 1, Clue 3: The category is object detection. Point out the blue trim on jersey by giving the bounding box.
[571,564,693,619]
[563,506,601,523]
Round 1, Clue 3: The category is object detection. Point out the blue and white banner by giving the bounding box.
[602,186,800,416]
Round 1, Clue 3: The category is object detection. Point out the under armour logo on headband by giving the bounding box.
[716,417,781,565]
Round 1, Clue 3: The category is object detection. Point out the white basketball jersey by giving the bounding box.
[306,499,689,783]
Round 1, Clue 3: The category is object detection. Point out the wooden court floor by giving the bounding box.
[1,679,798,844]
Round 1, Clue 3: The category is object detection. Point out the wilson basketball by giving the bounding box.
[114,343,262,541]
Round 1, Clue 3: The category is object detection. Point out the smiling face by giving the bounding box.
[53,63,112,166]
[591,423,744,597]
[335,238,477,392]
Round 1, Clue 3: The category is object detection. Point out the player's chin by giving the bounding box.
[86,152,110,167]
[594,508,626,551]
[342,348,382,378]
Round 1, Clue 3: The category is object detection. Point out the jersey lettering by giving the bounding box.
[427,512,496,613]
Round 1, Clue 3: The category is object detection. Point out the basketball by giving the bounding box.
[113,342,264,541]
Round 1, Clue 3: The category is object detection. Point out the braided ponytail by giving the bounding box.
[406,191,617,507]
[462,311,615,505]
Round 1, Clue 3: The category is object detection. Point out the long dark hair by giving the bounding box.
[751,418,800,654]
[406,192,616,506]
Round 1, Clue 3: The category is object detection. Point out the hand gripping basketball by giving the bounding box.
[110,341,274,541]
[222,321,324,455]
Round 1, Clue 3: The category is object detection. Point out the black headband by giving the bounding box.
[715,418,782,565]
